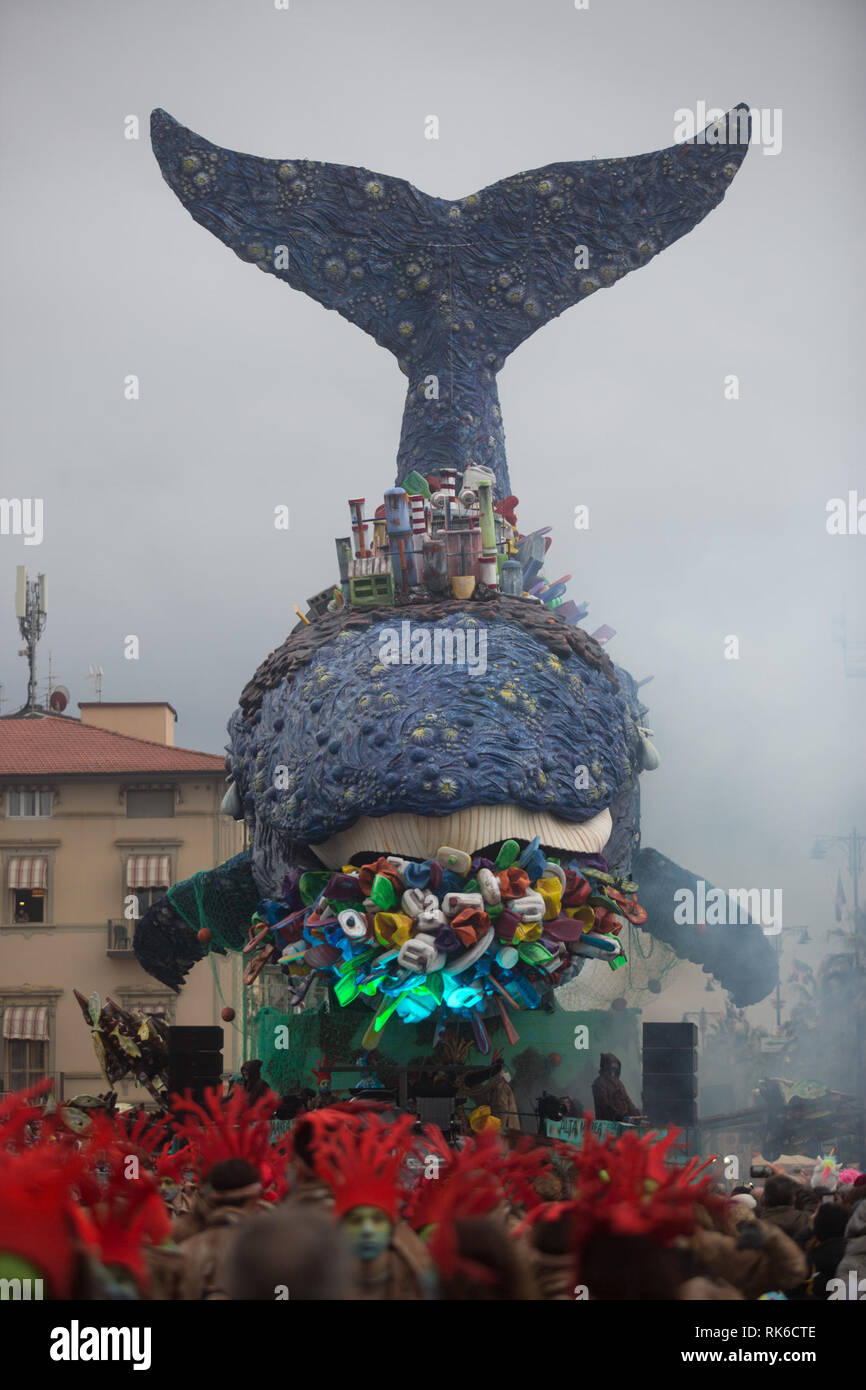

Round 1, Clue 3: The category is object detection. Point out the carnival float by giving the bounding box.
[133,104,777,1102]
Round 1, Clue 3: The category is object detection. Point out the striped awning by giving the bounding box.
[7,856,48,890]
[3,1005,49,1041]
[126,855,170,889]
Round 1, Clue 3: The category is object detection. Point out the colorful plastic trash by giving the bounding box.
[436,845,472,876]
[495,839,520,870]
[370,873,398,910]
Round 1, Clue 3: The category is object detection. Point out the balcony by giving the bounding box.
[0,1073,65,1102]
[106,919,136,956]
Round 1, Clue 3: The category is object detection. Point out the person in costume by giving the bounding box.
[177,1158,268,1300]
[0,1146,89,1299]
[515,1124,721,1299]
[591,1053,641,1123]
[163,1086,287,1297]
[314,1112,435,1299]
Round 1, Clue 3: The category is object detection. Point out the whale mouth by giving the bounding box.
[308,803,612,870]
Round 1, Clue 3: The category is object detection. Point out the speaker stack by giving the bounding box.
[642,1021,698,1127]
[167,1025,224,1104]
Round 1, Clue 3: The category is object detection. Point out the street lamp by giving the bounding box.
[811,830,865,909]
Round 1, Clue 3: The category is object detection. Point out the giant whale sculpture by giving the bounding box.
[135,105,777,1025]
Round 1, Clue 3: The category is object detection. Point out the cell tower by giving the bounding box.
[15,566,47,715]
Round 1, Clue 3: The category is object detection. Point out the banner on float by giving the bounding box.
[545,1117,627,1144]
[545,1118,671,1147]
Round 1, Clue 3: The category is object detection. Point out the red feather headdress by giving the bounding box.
[0,1144,86,1297]
[313,1111,419,1221]
[405,1130,551,1280]
[311,1054,334,1086]
[513,1120,719,1268]
[168,1085,277,1183]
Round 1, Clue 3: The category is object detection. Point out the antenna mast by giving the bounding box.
[86,666,104,702]
[15,567,47,714]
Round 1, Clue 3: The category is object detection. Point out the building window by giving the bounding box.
[5,1038,48,1091]
[124,855,171,924]
[127,885,167,922]
[117,996,174,1027]
[6,857,49,925]
[2,1004,51,1092]
[126,789,175,819]
[139,1003,170,1024]
[6,790,52,818]
[12,889,45,924]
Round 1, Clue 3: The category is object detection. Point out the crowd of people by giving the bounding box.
[1,1078,864,1301]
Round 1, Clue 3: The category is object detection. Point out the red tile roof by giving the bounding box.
[0,714,224,776]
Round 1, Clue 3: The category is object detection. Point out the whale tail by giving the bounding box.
[151,105,751,493]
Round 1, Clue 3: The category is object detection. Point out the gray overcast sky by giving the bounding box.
[1,0,864,1025]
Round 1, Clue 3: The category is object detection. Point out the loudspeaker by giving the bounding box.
[643,1022,697,1049]
[167,1025,223,1053]
[642,1021,698,1127]
[168,1051,224,1079]
[167,1025,224,1102]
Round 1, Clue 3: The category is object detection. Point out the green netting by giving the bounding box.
[206,951,248,1075]
[167,851,260,951]
[253,1003,328,1095]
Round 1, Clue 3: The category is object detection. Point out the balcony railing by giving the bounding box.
[107,919,135,955]
[0,1073,65,1102]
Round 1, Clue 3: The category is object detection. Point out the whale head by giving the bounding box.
[224,596,648,896]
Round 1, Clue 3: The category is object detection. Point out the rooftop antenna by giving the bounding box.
[15,566,47,714]
[41,653,70,714]
[86,665,104,702]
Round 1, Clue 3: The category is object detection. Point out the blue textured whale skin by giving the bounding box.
[150,105,751,494]
[228,613,640,853]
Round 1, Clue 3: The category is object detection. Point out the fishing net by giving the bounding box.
[558,924,683,1010]
[166,851,259,951]
[252,1003,327,1096]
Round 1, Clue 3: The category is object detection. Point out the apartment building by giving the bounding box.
[0,701,244,1100]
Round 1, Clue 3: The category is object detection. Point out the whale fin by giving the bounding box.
[454,103,752,354]
[633,846,778,1007]
[151,105,751,493]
